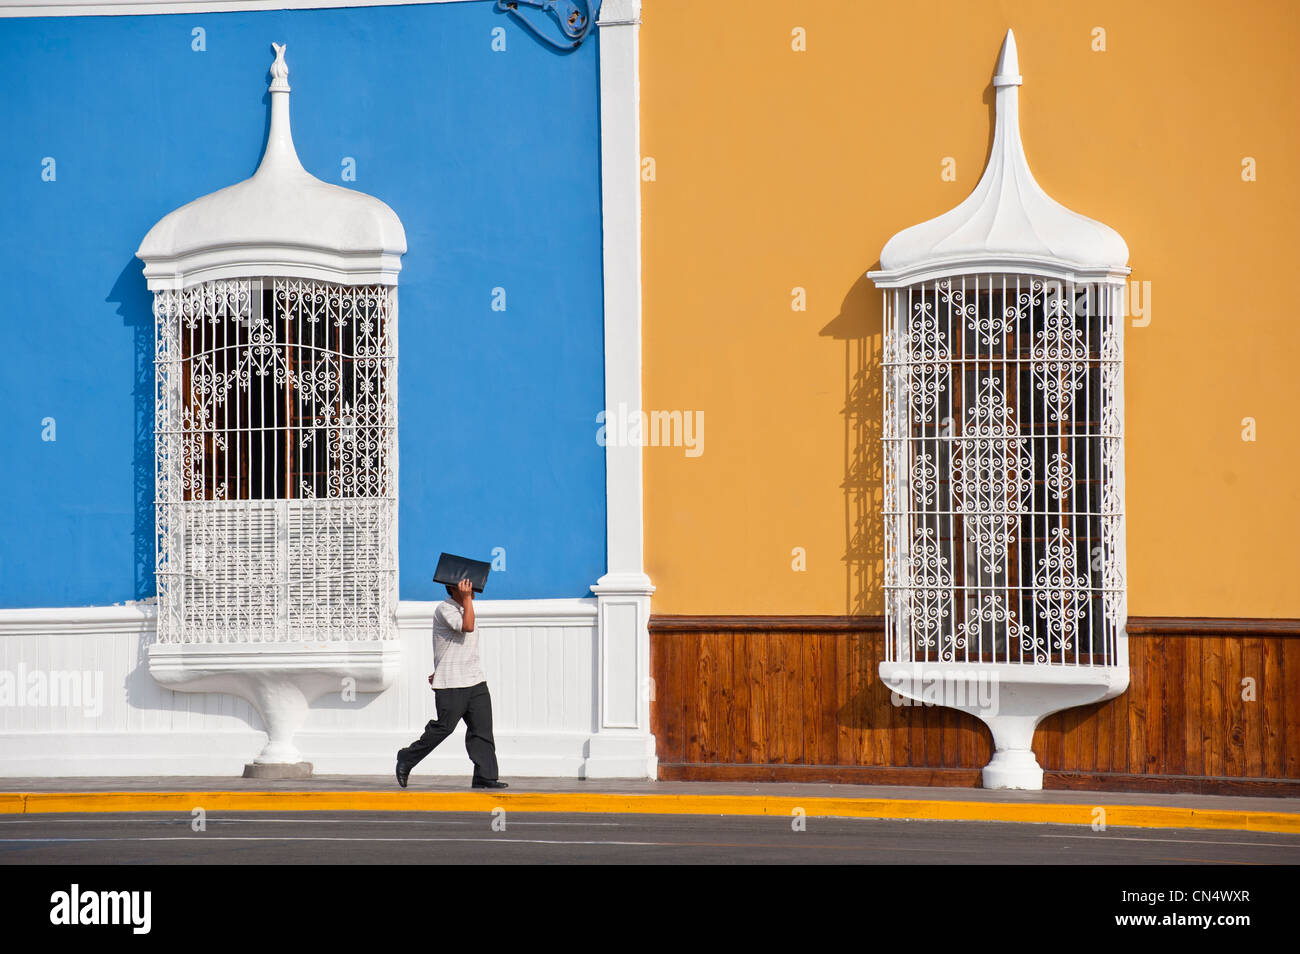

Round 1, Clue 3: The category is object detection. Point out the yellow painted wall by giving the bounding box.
[639,0,1300,616]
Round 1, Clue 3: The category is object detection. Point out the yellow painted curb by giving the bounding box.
[2,791,1299,834]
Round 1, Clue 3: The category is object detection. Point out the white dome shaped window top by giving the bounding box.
[137,43,407,291]
[868,31,1130,791]
[869,30,1129,288]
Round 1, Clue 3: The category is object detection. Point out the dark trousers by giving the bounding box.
[398,681,499,782]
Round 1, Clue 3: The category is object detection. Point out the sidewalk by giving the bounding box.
[2,776,1298,834]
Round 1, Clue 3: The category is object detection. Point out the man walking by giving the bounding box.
[396,578,508,789]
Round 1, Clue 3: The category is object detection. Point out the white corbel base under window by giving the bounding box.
[148,642,402,772]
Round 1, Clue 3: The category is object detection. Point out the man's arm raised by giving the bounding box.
[458,578,476,633]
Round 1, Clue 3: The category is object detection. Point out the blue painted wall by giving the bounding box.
[0,2,608,607]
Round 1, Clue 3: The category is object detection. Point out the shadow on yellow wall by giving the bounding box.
[821,273,883,616]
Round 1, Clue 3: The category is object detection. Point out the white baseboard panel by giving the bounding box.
[0,728,656,778]
[0,731,265,777]
[0,599,657,779]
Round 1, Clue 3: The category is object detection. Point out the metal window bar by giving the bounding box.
[154,277,398,644]
[882,274,1125,667]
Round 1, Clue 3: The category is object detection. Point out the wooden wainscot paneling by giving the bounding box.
[649,615,1300,796]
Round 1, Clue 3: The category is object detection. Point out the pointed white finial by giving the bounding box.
[256,41,303,176]
[993,29,1022,87]
[270,42,290,93]
[137,38,408,289]
[869,27,1129,285]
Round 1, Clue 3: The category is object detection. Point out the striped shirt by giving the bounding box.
[430,598,486,689]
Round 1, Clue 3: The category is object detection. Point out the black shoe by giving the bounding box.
[472,779,508,789]
[396,758,411,788]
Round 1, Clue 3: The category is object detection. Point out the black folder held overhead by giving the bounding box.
[432,553,491,593]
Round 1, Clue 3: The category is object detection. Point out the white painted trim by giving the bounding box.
[594,0,636,26]
[0,0,476,17]
[0,604,155,634]
[594,0,649,591]
[594,594,642,729]
[588,0,654,776]
[867,258,1131,289]
[0,599,594,632]
[141,249,405,292]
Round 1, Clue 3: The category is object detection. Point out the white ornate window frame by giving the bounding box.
[868,31,1131,790]
[136,42,410,775]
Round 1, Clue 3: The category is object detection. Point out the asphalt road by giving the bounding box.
[1,811,1297,864]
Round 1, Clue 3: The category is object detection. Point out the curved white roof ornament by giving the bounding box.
[869,31,1131,791]
[870,30,1129,287]
[137,43,406,290]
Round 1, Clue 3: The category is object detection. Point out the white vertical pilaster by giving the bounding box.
[589,0,655,778]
